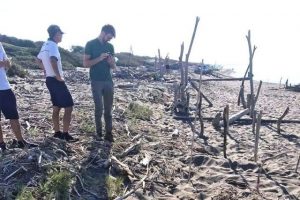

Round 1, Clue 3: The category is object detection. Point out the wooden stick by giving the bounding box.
[246,30,257,117]
[196,65,204,136]
[190,81,213,107]
[191,77,251,82]
[252,110,257,134]
[179,43,184,86]
[4,166,27,181]
[254,81,263,106]
[175,115,300,124]
[115,165,150,200]
[111,156,135,177]
[76,175,98,198]
[256,163,262,191]
[296,155,300,173]
[254,111,262,162]
[120,142,141,158]
[277,107,289,133]
[219,108,250,126]
[184,16,200,86]
[238,64,251,108]
[238,85,246,108]
[223,105,229,158]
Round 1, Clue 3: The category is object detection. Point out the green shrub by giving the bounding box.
[7,63,28,78]
[42,170,72,199]
[106,176,123,199]
[125,101,153,120]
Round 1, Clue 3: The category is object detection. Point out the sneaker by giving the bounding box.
[104,132,114,142]
[0,142,7,152]
[53,131,64,139]
[12,139,38,149]
[62,132,79,142]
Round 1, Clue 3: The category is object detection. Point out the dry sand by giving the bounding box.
[0,68,299,199]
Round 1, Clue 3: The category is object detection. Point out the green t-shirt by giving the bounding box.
[84,38,114,81]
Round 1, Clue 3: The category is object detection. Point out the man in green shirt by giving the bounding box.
[83,24,116,142]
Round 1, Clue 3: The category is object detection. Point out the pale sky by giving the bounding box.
[1,0,299,84]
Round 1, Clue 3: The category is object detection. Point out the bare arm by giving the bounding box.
[83,53,110,68]
[50,57,63,81]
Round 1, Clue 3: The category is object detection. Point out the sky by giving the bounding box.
[1,0,300,84]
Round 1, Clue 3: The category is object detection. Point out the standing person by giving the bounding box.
[83,24,116,142]
[0,42,38,151]
[37,25,77,142]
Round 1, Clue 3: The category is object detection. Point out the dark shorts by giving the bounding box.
[0,89,19,119]
[46,77,74,108]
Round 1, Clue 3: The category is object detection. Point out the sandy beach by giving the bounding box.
[0,68,299,199]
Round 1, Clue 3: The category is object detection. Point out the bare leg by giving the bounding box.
[52,106,61,132]
[10,119,23,141]
[63,106,73,133]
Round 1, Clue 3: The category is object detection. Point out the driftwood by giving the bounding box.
[111,156,135,178]
[254,81,263,105]
[223,105,229,159]
[115,164,150,200]
[4,166,27,181]
[195,64,204,137]
[256,163,262,191]
[184,16,200,86]
[190,81,213,107]
[119,142,141,158]
[254,111,262,162]
[238,64,251,108]
[192,77,251,82]
[175,115,300,124]
[277,107,289,133]
[218,108,250,127]
[76,175,99,198]
[296,155,300,173]
[246,30,257,117]
[179,43,184,86]
[252,110,257,134]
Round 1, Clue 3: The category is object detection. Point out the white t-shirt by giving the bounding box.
[0,43,11,90]
[37,40,63,77]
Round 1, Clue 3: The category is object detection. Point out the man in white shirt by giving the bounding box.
[0,42,38,151]
[37,25,77,142]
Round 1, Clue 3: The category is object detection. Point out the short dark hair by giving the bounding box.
[101,24,116,37]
